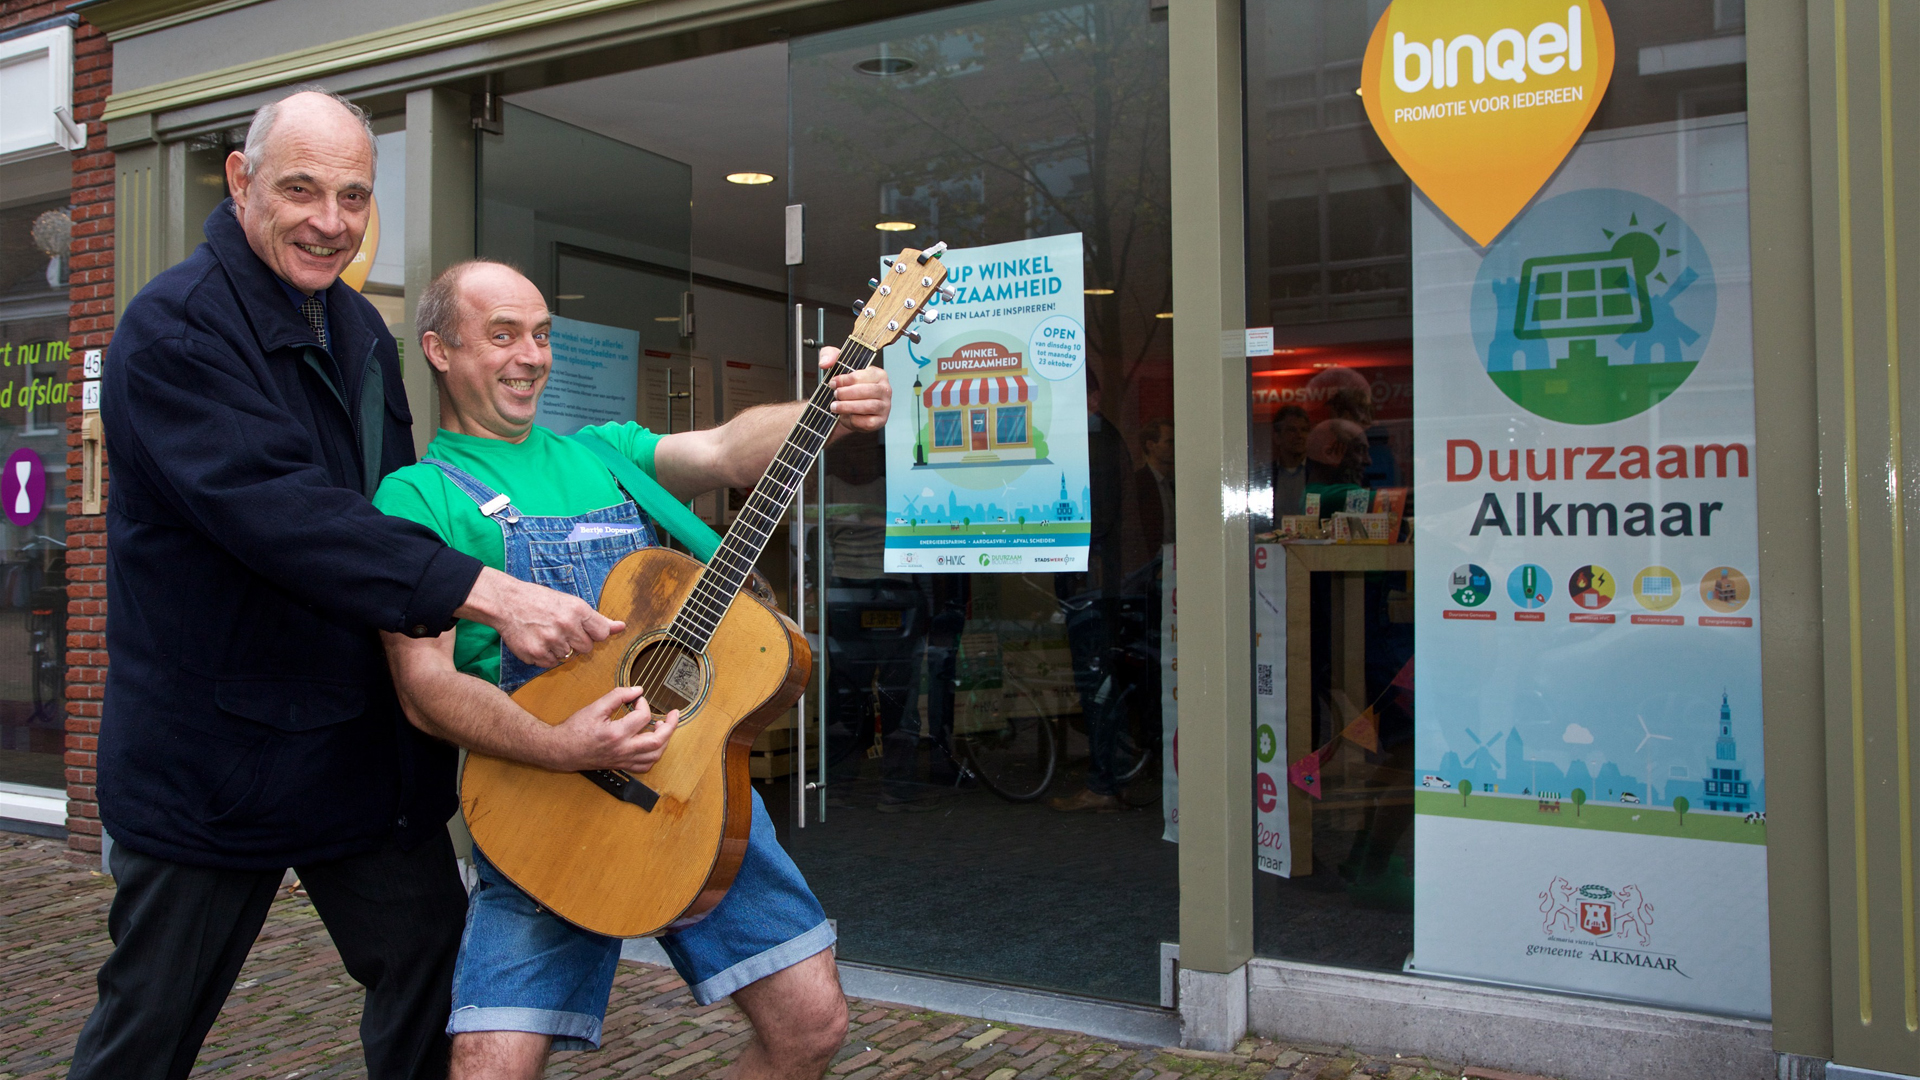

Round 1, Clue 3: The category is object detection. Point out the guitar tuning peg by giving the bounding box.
[868,278,880,289]
[903,329,922,344]
[938,284,957,301]
[882,256,895,267]
[852,299,865,313]
[916,241,948,264]
[920,308,940,323]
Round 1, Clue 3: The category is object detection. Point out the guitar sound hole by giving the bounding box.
[627,639,705,718]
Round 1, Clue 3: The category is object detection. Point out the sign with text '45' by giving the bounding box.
[1361,0,1615,246]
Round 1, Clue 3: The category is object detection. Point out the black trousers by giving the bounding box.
[67,829,468,1080]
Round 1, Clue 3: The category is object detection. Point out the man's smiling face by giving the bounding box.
[225,93,374,295]
[424,264,553,443]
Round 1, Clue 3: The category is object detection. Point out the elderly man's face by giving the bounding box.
[424,265,553,443]
[225,93,374,295]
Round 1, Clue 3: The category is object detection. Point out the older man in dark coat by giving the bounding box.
[67,89,618,1080]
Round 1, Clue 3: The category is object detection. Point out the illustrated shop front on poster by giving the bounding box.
[56,0,1919,1072]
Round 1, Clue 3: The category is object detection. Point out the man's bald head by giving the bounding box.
[225,87,378,295]
[417,260,553,443]
[243,89,376,179]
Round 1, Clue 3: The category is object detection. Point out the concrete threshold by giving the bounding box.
[1247,956,1774,1080]
[620,938,1181,1047]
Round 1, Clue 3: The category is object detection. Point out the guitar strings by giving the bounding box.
[624,339,881,706]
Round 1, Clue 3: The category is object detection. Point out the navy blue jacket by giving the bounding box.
[100,201,484,869]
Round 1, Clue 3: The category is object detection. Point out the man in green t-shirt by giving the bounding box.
[376,260,890,1080]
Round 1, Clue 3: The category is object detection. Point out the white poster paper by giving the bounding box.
[1159,542,1290,877]
[535,315,639,436]
[880,234,1090,573]
[1411,116,1767,1018]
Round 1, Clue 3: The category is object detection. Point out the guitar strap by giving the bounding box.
[569,428,723,564]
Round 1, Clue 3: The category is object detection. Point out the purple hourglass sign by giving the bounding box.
[3,448,46,527]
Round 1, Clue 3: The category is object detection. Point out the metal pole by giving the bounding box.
[792,303,808,828]
[814,306,829,823]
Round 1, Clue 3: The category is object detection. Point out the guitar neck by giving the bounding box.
[666,341,878,651]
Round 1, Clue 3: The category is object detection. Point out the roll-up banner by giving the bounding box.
[1408,115,1766,1017]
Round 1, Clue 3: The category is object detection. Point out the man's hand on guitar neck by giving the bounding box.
[456,567,625,668]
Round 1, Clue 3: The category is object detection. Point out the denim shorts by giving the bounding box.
[448,788,835,1050]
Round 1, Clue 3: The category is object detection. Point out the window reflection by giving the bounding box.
[1247,0,1748,974]
[0,173,72,792]
[789,0,1176,1003]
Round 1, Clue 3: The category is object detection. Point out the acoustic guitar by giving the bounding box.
[462,244,953,938]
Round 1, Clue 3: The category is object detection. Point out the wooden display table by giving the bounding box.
[1283,542,1414,871]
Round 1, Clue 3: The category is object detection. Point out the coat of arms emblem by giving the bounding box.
[1540,877,1655,946]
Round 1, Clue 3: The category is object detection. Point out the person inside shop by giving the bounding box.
[1049,371,1133,812]
[1131,417,1175,561]
[1269,404,1311,520]
[70,89,625,1080]
[822,428,931,811]
[377,259,892,1080]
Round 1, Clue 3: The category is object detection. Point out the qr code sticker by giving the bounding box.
[1256,663,1273,697]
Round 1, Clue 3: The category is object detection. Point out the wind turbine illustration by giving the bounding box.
[1635,714,1671,805]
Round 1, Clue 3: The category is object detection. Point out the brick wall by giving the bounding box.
[2,0,113,858]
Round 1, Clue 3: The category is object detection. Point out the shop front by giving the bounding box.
[0,11,85,836]
[56,0,1920,1075]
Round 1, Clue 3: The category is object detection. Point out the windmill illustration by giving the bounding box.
[1462,728,1506,784]
[1634,714,1671,804]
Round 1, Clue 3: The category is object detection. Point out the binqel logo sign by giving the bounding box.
[1361,0,1615,246]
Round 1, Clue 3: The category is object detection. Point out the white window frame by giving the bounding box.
[0,25,85,165]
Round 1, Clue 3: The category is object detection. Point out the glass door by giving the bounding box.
[783,0,1177,1004]
[478,104,707,518]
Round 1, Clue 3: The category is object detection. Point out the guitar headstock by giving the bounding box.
[846,243,955,353]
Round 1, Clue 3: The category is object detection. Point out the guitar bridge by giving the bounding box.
[580,769,660,812]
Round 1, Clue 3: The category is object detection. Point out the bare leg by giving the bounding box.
[450,1031,551,1080]
[724,949,850,1080]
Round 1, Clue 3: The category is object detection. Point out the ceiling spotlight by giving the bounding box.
[654,316,682,322]
[875,221,916,232]
[726,172,776,185]
[1084,287,1115,296]
[557,293,585,300]
[854,56,916,76]
[1155,312,1173,319]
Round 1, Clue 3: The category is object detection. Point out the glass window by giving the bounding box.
[933,410,965,447]
[0,153,73,793]
[995,405,1028,445]
[787,0,1175,1004]
[1246,0,1758,1014]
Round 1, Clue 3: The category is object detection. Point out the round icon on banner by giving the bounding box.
[1470,188,1718,426]
[2,448,45,527]
[1256,723,1278,763]
[1632,566,1682,611]
[1026,315,1086,381]
[1507,564,1552,609]
[1568,564,1615,610]
[1700,566,1751,612]
[1449,564,1491,607]
[1257,771,1279,814]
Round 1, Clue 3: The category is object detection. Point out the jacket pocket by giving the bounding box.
[214,678,365,732]
[200,679,386,834]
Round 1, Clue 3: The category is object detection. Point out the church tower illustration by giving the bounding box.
[1704,691,1751,813]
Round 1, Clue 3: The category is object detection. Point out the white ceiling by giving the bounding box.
[507,43,791,293]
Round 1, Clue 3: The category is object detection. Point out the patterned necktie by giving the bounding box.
[299,293,327,349]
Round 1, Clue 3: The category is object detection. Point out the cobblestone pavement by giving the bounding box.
[0,836,1556,1080]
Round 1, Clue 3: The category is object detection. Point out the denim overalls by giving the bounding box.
[434,452,835,1049]
[426,459,658,692]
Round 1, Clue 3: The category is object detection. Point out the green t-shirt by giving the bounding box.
[373,422,665,684]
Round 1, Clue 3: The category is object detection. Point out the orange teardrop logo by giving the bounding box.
[339,194,381,293]
[1361,0,1614,246]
